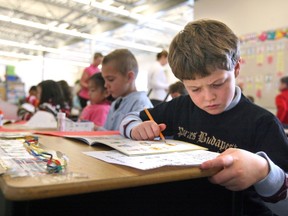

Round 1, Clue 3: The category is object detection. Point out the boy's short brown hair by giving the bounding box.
[168,19,240,80]
[102,49,138,77]
[93,52,103,59]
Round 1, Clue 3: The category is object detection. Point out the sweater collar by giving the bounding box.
[225,86,241,112]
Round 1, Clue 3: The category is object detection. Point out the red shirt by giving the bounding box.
[275,89,288,124]
[25,95,39,107]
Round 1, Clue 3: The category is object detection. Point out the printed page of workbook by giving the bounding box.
[100,138,207,156]
[67,134,207,156]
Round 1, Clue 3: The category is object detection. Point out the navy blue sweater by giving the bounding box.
[139,94,288,215]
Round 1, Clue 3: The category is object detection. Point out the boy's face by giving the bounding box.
[101,62,132,99]
[183,64,240,115]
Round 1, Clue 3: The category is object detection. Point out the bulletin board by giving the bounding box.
[238,37,288,109]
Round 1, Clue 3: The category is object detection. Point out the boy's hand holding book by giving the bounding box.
[200,148,269,191]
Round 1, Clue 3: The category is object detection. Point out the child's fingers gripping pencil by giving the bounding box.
[144,108,166,143]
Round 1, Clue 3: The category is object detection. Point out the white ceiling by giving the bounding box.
[0,0,194,64]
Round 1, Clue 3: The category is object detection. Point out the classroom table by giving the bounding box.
[0,133,220,216]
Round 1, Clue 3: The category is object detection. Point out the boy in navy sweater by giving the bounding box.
[120,19,288,215]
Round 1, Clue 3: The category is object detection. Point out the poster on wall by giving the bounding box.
[239,30,288,110]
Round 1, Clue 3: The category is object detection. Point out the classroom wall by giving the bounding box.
[194,0,288,35]
[194,0,288,112]
[14,59,84,94]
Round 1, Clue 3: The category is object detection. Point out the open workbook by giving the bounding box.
[65,134,207,156]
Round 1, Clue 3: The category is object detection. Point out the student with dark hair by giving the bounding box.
[78,52,103,108]
[168,81,188,99]
[25,85,39,107]
[17,85,39,121]
[78,73,110,127]
[275,76,288,127]
[147,50,169,106]
[57,80,73,114]
[120,19,288,215]
[37,80,70,117]
[99,49,153,131]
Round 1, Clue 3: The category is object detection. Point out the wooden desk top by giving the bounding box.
[0,134,219,201]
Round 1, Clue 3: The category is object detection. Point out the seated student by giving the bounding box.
[168,81,188,99]
[57,80,73,115]
[37,80,70,117]
[17,85,39,121]
[78,73,111,127]
[25,85,39,107]
[72,79,82,112]
[120,19,288,215]
[21,80,69,127]
[275,76,288,127]
[99,49,153,131]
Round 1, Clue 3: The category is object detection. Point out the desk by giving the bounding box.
[0,134,219,216]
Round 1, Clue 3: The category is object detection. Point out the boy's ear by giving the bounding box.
[127,71,135,82]
[234,61,241,78]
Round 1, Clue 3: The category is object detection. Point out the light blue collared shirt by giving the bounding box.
[104,91,153,131]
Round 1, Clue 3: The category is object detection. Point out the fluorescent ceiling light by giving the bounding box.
[72,0,90,4]
[0,48,90,67]
[0,38,57,53]
[0,39,91,59]
[0,51,41,60]
[58,23,70,29]
[102,0,114,5]
[11,17,48,30]
[47,21,59,27]
[72,0,182,31]
[73,0,129,16]
[49,26,83,37]
[97,37,162,53]
[0,15,162,53]
[131,5,149,13]
[0,15,11,22]
[0,59,19,65]
[91,2,130,17]
[44,57,89,67]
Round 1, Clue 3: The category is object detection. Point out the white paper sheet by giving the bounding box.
[83,150,220,170]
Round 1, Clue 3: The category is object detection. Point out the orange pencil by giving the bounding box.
[144,108,166,142]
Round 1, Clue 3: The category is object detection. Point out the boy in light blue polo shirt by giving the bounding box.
[98,49,153,131]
